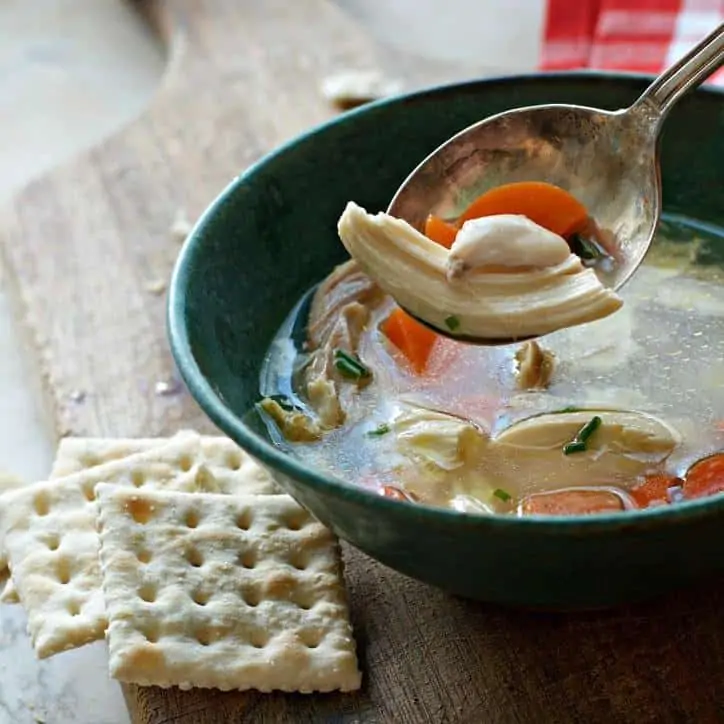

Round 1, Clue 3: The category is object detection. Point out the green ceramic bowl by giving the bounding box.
[168,72,724,610]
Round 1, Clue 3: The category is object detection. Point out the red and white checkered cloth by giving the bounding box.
[541,0,724,86]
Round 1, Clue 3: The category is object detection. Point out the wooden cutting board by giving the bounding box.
[2,1,724,722]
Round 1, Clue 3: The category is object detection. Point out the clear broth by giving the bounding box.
[260,215,724,511]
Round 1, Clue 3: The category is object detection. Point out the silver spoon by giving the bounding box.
[387,22,724,345]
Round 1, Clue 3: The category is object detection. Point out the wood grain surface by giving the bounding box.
[2,1,724,722]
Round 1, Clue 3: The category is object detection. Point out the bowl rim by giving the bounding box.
[168,69,724,533]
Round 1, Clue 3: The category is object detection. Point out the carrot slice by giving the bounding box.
[519,489,625,516]
[630,474,682,508]
[424,214,458,248]
[457,181,589,237]
[684,453,724,499]
[380,307,438,374]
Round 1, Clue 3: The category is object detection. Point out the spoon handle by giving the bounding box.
[635,22,724,118]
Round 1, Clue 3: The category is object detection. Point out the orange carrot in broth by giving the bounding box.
[380,307,438,374]
[519,489,625,516]
[630,474,682,509]
[683,453,724,499]
[424,214,459,248]
[457,181,589,237]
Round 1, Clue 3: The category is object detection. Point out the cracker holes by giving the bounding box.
[184,510,200,529]
[299,629,324,649]
[284,511,308,531]
[67,601,81,617]
[249,630,269,649]
[45,534,60,552]
[141,624,160,643]
[131,470,145,488]
[185,547,204,568]
[195,466,216,490]
[128,498,155,525]
[291,590,315,611]
[179,455,193,472]
[82,483,96,502]
[56,558,71,585]
[195,627,214,647]
[138,584,157,603]
[241,587,261,607]
[34,492,50,517]
[226,452,242,471]
[238,550,256,570]
[191,589,211,607]
[288,551,309,571]
[236,509,253,531]
[137,549,152,564]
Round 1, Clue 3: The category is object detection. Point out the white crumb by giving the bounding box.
[321,70,402,109]
[170,209,192,243]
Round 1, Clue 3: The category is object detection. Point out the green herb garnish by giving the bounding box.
[562,440,587,455]
[569,233,607,261]
[367,423,390,437]
[569,234,616,271]
[562,415,602,455]
[493,488,512,503]
[444,315,461,332]
[334,349,371,380]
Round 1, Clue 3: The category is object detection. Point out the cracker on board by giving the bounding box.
[50,433,278,496]
[96,484,361,692]
[2,437,171,607]
[0,471,24,603]
[0,433,281,605]
[0,452,75,604]
[1,432,281,658]
[49,437,162,478]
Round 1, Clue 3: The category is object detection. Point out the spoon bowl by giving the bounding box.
[388,22,724,344]
[388,103,660,295]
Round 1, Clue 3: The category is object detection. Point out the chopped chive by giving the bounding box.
[493,488,512,502]
[562,415,602,455]
[367,423,390,437]
[569,233,607,261]
[578,415,602,443]
[333,349,371,380]
[335,357,362,379]
[444,315,461,331]
[563,440,587,455]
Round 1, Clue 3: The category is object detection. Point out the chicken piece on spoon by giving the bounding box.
[337,201,622,343]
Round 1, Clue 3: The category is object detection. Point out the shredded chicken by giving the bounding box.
[306,378,344,429]
[337,202,623,342]
[515,341,555,390]
[307,260,383,347]
[302,261,384,428]
[392,404,486,471]
[258,399,322,442]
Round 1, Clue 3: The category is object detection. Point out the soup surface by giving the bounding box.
[258,215,724,516]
